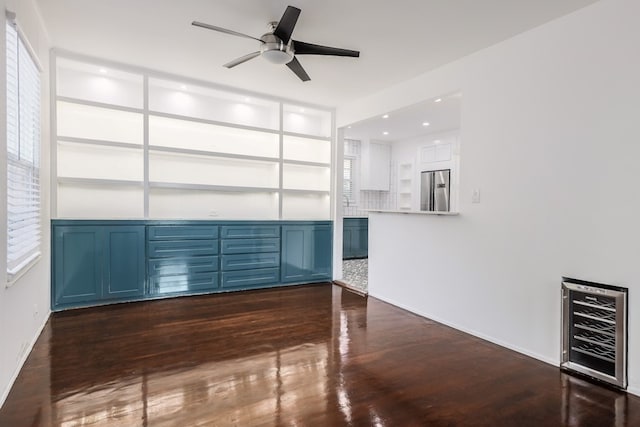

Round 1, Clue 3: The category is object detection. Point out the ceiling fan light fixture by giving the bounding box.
[262,49,294,64]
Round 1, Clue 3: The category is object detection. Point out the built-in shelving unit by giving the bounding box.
[52,53,334,220]
[398,162,414,210]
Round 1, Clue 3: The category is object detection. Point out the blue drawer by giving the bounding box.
[148,256,218,277]
[221,238,279,254]
[149,272,219,295]
[221,268,280,289]
[221,253,279,271]
[220,225,280,239]
[148,240,218,258]
[148,225,218,240]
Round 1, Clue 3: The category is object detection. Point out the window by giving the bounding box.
[6,19,41,280]
[343,157,355,206]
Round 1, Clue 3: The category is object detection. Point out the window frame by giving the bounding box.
[343,155,358,207]
[5,13,43,284]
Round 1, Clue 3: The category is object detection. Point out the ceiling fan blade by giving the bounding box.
[224,51,261,68]
[273,6,301,44]
[286,57,310,82]
[293,40,360,57]
[192,21,264,43]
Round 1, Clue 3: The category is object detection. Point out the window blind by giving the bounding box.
[343,157,353,203]
[6,20,41,278]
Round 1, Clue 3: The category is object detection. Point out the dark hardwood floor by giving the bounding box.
[1,283,639,426]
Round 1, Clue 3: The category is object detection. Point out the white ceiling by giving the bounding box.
[344,92,461,142]
[36,0,599,107]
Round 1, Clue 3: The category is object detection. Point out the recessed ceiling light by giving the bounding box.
[347,126,352,129]
[434,98,442,103]
[300,108,306,113]
[383,131,389,135]
[422,122,430,126]
[434,140,441,143]
[99,68,107,74]
[382,114,389,119]
[180,84,187,90]
[244,97,251,102]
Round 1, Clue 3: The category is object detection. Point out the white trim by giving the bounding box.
[6,253,41,286]
[278,102,284,219]
[50,50,59,218]
[369,292,558,366]
[143,75,150,218]
[6,10,43,72]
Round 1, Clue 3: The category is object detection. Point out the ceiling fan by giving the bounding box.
[192,5,360,82]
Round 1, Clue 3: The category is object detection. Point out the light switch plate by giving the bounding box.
[472,188,481,203]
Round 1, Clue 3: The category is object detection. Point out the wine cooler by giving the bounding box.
[561,277,628,389]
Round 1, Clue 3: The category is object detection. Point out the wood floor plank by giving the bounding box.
[1,283,639,426]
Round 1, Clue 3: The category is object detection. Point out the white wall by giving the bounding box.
[0,0,51,407]
[338,0,640,395]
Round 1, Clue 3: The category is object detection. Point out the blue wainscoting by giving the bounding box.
[51,220,333,311]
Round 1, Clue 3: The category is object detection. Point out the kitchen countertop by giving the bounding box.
[367,209,459,216]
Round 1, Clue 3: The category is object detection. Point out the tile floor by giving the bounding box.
[342,258,368,292]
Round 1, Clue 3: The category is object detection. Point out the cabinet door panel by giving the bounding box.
[309,225,333,280]
[53,226,103,307]
[221,268,280,289]
[221,253,280,271]
[282,224,333,283]
[148,256,218,277]
[148,239,218,258]
[104,226,145,298]
[220,225,280,239]
[149,272,219,295]
[148,225,218,240]
[221,238,280,254]
[281,227,307,283]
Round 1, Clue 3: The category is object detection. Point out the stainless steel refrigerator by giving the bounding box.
[420,169,450,212]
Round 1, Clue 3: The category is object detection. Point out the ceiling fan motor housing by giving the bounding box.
[260,33,294,64]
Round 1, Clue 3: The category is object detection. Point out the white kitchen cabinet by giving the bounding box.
[360,140,391,191]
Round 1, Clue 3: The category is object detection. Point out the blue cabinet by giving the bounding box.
[147,225,219,296]
[52,220,332,311]
[53,225,145,309]
[219,224,280,290]
[281,224,333,283]
[343,218,368,259]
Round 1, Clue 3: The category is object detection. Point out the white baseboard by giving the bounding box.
[0,310,51,408]
[628,385,640,397]
[370,292,559,366]
[370,292,640,397]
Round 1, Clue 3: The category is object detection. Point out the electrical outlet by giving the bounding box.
[208,210,219,217]
[472,188,481,203]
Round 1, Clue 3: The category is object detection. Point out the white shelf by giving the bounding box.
[149,145,279,164]
[58,177,143,186]
[53,53,334,220]
[149,181,278,193]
